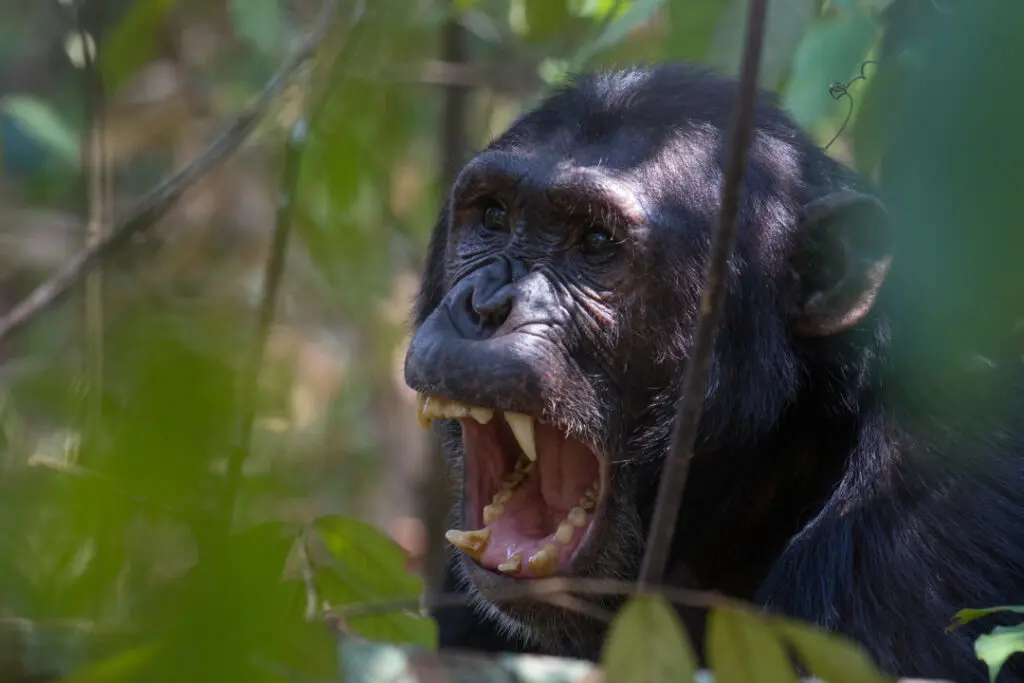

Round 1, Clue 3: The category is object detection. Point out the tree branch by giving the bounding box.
[0,0,340,346]
[219,116,310,532]
[637,0,770,587]
[417,0,472,604]
[331,576,749,621]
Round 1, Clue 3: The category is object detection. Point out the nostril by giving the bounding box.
[464,289,482,326]
[481,299,512,327]
[472,285,514,330]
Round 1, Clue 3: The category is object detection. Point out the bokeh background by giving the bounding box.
[1,0,1020,681]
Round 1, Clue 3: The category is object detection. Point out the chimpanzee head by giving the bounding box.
[403,63,891,655]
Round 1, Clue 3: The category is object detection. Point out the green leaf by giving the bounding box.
[313,515,435,648]
[705,0,818,91]
[99,0,176,92]
[781,7,879,130]
[975,624,1024,683]
[229,0,286,55]
[600,594,698,683]
[776,617,893,683]
[348,611,438,650]
[951,606,1024,631]
[575,0,667,64]
[707,606,799,683]
[314,515,418,595]
[0,95,79,166]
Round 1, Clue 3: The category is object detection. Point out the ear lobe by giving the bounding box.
[789,190,893,337]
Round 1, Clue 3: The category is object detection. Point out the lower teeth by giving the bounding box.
[445,451,599,576]
[527,546,558,577]
[497,552,523,574]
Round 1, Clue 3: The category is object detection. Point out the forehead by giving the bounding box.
[500,68,806,192]
[482,112,724,225]
[495,68,740,158]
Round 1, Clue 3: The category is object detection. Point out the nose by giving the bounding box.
[452,257,516,338]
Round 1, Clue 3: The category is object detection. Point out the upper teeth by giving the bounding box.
[415,394,537,462]
[418,395,495,426]
[504,412,537,462]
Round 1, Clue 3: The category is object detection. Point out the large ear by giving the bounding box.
[788,190,893,337]
[413,201,452,327]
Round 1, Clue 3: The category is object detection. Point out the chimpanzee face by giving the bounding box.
[404,65,890,655]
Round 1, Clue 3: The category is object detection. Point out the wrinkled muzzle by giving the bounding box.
[404,264,571,417]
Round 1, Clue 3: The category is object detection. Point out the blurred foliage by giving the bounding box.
[601,594,699,683]
[0,0,1019,681]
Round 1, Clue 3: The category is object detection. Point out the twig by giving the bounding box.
[331,576,747,621]
[0,0,339,346]
[637,0,770,588]
[298,529,321,622]
[220,115,310,530]
[219,0,368,530]
[69,0,111,432]
[417,1,472,604]
[823,60,880,151]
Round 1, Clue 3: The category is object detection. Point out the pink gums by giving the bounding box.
[460,418,600,577]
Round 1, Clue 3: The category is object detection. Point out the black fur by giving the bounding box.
[403,63,1024,682]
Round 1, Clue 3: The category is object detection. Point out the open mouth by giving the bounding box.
[416,394,607,579]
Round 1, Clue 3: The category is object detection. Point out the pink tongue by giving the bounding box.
[476,425,597,577]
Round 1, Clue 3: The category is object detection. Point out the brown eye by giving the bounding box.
[579,227,618,256]
[481,203,509,231]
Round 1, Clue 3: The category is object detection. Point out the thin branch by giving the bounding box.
[418,0,472,604]
[331,576,748,621]
[298,529,321,622]
[218,0,367,531]
[637,0,770,588]
[0,0,340,346]
[220,115,310,530]
[70,0,111,432]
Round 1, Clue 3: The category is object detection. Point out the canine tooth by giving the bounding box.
[497,552,523,575]
[415,394,431,430]
[445,528,491,558]
[483,503,505,525]
[421,396,436,418]
[505,412,537,462]
[527,546,558,577]
[555,521,575,544]
[493,489,513,505]
[470,407,494,424]
[421,396,445,420]
[568,506,588,527]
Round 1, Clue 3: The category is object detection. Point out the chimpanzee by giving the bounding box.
[402,62,1024,683]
